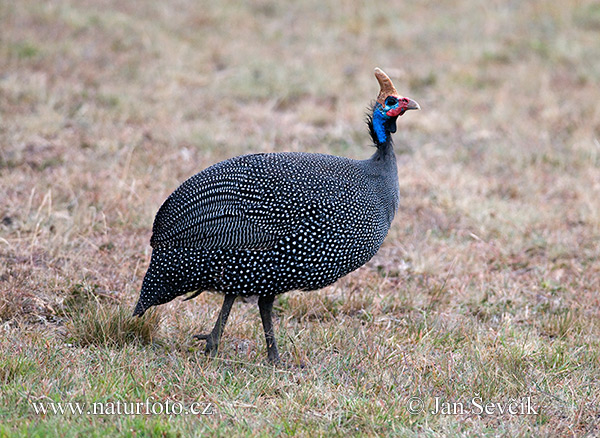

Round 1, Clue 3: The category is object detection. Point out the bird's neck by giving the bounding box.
[367,106,397,164]
[368,137,400,221]
[366,109,399,213]
[371,138,396,164]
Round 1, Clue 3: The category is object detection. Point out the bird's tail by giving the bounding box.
[132,298,146,317]
[133,269,164,317]
[132,248,184,317]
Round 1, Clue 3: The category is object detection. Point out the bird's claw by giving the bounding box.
[193,333,218,356]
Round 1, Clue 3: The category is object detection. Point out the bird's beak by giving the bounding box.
[405,97,420,111]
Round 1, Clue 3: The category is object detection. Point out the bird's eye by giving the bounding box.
[385,96,398,107]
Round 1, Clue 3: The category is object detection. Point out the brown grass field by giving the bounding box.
[1,0,600,436]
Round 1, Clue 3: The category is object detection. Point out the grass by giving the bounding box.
[63,283,161,348]
[1,0,600,436]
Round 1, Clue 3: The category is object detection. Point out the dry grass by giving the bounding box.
[1,0,600,436]
[64,283,161,347]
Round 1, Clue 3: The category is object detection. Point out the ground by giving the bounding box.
[1,0,600,436]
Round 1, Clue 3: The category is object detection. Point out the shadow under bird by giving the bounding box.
[133,68,420,363]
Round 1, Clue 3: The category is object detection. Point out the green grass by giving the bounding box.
[1,0,600,436]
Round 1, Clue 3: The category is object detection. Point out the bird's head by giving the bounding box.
[369,67,420,146]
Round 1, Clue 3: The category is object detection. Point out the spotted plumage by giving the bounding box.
[133,68,419,363]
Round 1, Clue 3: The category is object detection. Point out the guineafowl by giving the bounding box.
[133,68,419,363]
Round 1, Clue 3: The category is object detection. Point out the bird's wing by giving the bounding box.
[149,153,352,250]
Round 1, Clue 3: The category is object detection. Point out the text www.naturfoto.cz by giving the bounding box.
[31,398,214,416]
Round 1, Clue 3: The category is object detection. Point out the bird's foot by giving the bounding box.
[267,351,281,365]
[193,333,219,357]
[264,355,307,369]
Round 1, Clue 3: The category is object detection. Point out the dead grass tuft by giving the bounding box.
[64,284,161,347]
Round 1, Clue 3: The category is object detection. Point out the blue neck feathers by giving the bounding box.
[371,109,389,145]
[368,103,396,149]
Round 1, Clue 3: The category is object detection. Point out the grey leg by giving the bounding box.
[258,295,280,363]
[194,294,236,357]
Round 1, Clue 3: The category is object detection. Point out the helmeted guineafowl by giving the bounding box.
[133,68,420,363]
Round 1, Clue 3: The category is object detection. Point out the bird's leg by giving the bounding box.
[194,294,236,357]
[258,295,280,364]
